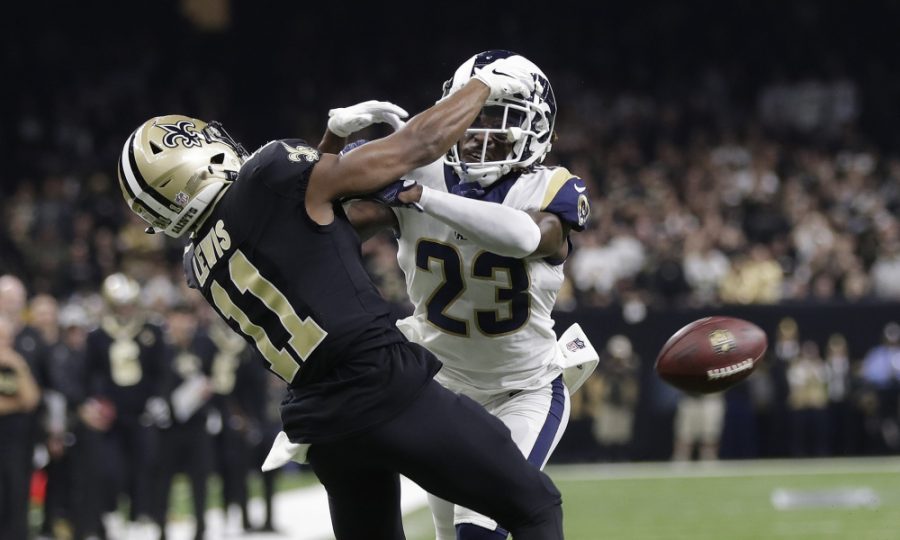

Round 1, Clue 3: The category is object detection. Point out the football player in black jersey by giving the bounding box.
[117,57,564,540]
[0,310,41,540]
[0,275,44,540]
[82,273,166,532]
[153,303,216,540]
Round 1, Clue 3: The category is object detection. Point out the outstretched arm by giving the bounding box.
[305,56,535,224]
[307,81,489,202]
[400,184,569,259]
[316,100,409,154]
[316,128,346,155]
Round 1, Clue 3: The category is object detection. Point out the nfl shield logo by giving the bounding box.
[567,338,585,352]
[708,329,736,354]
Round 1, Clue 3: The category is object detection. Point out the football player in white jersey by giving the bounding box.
[330,50,593,540]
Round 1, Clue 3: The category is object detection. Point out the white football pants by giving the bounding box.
[427,375,571,539]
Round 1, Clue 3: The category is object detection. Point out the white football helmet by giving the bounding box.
[442,50,557,187]
[117,115,248,238]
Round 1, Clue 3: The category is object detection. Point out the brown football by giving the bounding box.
[655,316,767,394]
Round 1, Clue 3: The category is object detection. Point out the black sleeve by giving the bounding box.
[145,325,168,399]
[241,139,321,199]
[83,331,106,401]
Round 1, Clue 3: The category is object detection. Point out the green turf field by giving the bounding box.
[404,458,900,540]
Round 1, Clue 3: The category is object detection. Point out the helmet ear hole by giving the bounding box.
[150,142,163,155]
[209,153,225,165]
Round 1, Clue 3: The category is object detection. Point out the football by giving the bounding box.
[655,316,767,394]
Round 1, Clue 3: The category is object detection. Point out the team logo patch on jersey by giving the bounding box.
[708,329,736,354]
[280,141,319,163]
[577,194,590,227]
[567,337,586,352]
[157,121,202,148]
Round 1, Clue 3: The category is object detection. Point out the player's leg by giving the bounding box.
[365,378,563,540]
[307,443,405,540]
[453,375,571,539]
[699,394,725,461]
[0,442,31,540]
[187,429,212,540]
[426,493,457,540]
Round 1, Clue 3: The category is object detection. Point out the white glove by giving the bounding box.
[472,56,536,100]
[327,100,409,137]
[142,396,172,429]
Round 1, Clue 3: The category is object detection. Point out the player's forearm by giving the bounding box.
[417,186,541,258]
[317,128,346,155]
[402,80,490,167]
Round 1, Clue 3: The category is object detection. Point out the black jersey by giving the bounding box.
[162,330,216,425]
[0,326,48,451]
[186,139,438,443]
[84,317,165,420]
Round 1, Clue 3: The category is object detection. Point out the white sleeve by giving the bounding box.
[417,186,541,258]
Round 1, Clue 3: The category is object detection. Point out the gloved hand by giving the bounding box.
[327,100,409,137]
[472,56,536,100]
[142,396,172,429]
[449,181,486,199]
[369,179,423,211]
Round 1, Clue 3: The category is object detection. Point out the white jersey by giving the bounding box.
[394,160,590,394]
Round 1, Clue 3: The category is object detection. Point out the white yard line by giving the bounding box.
[160,457,900,538]
[546,457,900,481]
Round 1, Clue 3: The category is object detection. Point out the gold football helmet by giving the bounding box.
[101,273,141,307]
[117,115,248,237]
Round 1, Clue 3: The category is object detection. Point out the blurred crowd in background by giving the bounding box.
[3,1,900,537]
[557,317,900,465]
[0,272,284,539]
[2,2,899,310]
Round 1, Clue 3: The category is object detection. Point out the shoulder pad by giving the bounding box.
[541,168,590,231]
[241,139,320,198]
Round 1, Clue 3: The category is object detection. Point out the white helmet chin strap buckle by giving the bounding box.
[458,163,511,187]
[506,127,524,141]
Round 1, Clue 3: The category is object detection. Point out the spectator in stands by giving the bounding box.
[719,244,783,304]
[672,391,725,462]
[871,239,900,300]
[860,322,900,452]
[787,340,829,456]
[682,232,730,306]
[763,317,800,457]
[823,334,855,456]
[588,335,640,461]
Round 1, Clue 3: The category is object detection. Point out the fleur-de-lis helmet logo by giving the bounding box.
[157,121,202,149]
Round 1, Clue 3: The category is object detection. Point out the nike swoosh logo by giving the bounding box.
[574,184,586,193]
